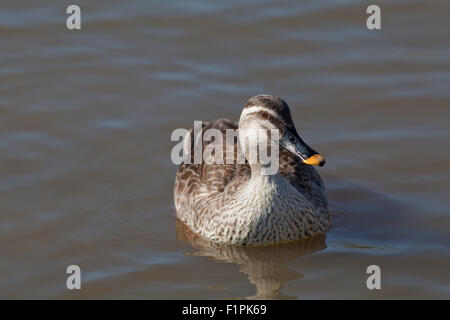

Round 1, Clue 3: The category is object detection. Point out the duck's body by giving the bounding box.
[174,95,330,246]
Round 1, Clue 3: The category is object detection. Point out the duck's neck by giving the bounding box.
[250,163,264,178]
[246,163,290,205]
[250,163,278,179]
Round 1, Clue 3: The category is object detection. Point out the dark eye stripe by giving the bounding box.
[246,111,286,131]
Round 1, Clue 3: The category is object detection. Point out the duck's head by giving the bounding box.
[238,94,325,167]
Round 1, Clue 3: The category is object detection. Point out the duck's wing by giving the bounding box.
[198,119,251,193]
[174,119,251,219]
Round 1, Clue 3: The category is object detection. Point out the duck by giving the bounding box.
[174,94,329,246]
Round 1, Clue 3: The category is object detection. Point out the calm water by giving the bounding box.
[1,0,449,299]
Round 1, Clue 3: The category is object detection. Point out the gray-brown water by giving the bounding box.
[1,0,449,299]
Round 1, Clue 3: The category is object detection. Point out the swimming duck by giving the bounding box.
[174,95,329,245]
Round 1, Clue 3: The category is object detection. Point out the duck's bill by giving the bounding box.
[280,130,326,167]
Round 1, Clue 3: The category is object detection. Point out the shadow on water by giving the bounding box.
[176,219,326,300]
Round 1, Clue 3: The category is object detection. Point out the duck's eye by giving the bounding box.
[289,135,296,143]
[261,112,269,119]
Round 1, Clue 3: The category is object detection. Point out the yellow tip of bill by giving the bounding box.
[303,154,325,166]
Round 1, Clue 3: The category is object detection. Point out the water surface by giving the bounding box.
[1,0,449,299]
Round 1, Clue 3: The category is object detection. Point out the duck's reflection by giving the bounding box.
[175,219,326,299]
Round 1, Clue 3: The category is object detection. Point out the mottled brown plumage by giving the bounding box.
[174,95,330,245]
